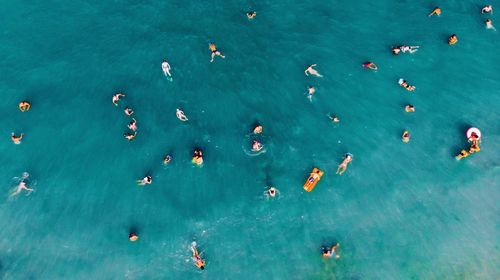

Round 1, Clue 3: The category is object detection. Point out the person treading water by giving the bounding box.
[265,186,279,198]
[11,132,24,144]
[304,64,323,77]
[11,173,33,197]
[485,19,496,30]
[124,107,134,116]
[307,86,316,101]
[252,140,263,152]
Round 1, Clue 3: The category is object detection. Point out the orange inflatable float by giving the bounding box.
[303,168,324,192]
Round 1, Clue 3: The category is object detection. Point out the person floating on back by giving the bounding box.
[304,64,323,77]
[112,93,125,106]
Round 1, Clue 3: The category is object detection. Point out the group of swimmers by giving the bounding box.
[456,131,481,160]
[113,93,139,141]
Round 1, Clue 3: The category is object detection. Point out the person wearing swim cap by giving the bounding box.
[209,43,225,62]
[336,154,353,175]
[191,243,206,270]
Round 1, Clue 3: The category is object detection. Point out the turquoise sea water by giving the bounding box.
[1,0,499,279]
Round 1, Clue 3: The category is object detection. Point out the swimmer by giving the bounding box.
[129,232,139,242]
[322,243,340,259]
[253,125,263,134]
[128,118,137,131]
[265,186,279,198]
[448,34,458,45]
[209,43,225,63]
[328,114,340,123]
[307,86,316,101]
[362,62,378,71]
[112,93,125,106]
[176,109,188,122]
[163,154,172,165]
[18,101,31,112]
[405,105,415,112]
[468,132,480,143]
[252,140,263,152]
[399,45,419,54]
[455,149,469,160]
[336,153,353,175]
[247,11,256,20]
[191,242,206,270]
[124,131,137,141]
[469,142,481,153]
[402,130,410,143]
[485,19,496,30]
[124,107,134,116]
[137,175,152,186]
[10,173,33,197]
[392,47,401,55]
[304,64,323,77]
[11,133,24,144]
[398,79,416,91]
[192,149,204,165]
[428,7,441,17]
[481,5,493,14]
[161,60,172,77]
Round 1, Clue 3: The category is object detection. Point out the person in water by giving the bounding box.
[11,132,24,144]
[362,62,377,70]
[329,114,340,123]
[405,105,415,112]
[485,19,496,30]
[137,175,152,186]
[481,5,493,14]
[307,86,316,101]
[448,34,458,45]
[265,186,278,198]
[247,11,256,19]
[399,79,416,91]
[336,154,353,175]
[129,232,139,242]
[428,7,441,17]
[192,149,204,165]
[209,43,225,62]
[11,173,33,197]
[163,154,172,165]
[252,140,263,152]
[253,125,263,134]
[128,118,137,131]
[305,64,323,77]
[176,109,188,121]
[112,93,125,106]
[191,243,206,270]
[124,132,137,141]
[124,107,134,116]
[402,130,410,142]
[455,149,469,160]
[322,243,341,259]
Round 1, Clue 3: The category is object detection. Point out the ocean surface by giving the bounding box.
[0,0,499,279]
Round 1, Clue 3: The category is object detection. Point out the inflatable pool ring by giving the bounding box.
[18,101,30,112]
[362,62,378,71]
[466,127,481,141]
[303,167,324,192]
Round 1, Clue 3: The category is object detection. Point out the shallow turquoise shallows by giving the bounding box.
[0,0,499,279]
